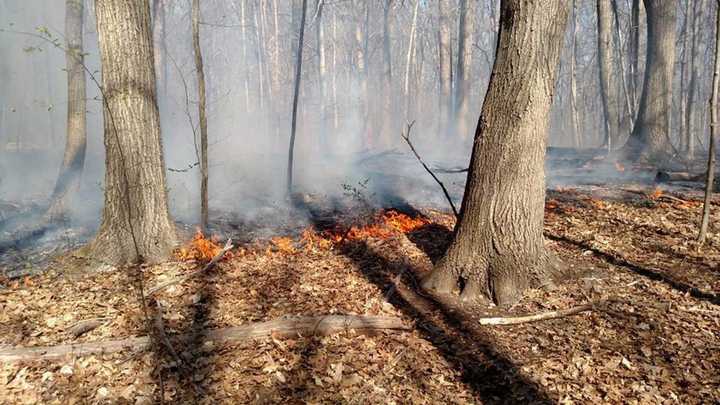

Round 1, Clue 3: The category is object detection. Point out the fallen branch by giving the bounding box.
[478,303,597,325]
[66,318,110,338]
[0,315,409,363]
[400,121,459,218]
[147,239,233,296]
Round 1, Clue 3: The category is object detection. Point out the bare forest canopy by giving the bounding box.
[0,0,715,226]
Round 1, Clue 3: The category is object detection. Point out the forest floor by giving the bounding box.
[1,174,720,403]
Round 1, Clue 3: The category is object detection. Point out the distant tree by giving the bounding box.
[422,0,570,306]
[454,0,474,137]
[438,0,452,135]
[621,0,677,163]
[597,0,617,149]
[192,0,209,231]
[79,0,176,265]
[698,0,719,244]
[286,0,308,195]
[46,0,87,221]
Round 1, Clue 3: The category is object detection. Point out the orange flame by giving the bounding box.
[269,236,297,254]
[649,187,663,200]
[318,210,431,245]
[177,229,230,262]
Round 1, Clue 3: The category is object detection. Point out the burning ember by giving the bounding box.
[177,229,232,262]
[649,187,663,200]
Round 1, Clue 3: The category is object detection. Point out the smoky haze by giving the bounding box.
[1,0,699,233]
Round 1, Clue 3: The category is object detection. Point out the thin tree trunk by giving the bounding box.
[315,0,327,150]
[46,0,87,221]
[438,0,452,136]
[381,0,393,147]
[404,0,419,121]
[630,0,640,105]
[698,0,720,244]
[192,0,209,231]
[286,0,308,195]
[455,0,474,139]
[687,0,705,160]
[354,1,370,147]
[570,0,581,148]
[423,0,570,306]
[81,0,176,265]
[597,0,615,150]
[332,7,338,132]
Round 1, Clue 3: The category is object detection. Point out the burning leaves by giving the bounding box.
[313,210,431,246]
[177,229,233,263]
[266,210,432,255]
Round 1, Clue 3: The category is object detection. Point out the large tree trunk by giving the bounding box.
[80,0,176,266]
[622,0,677,163]
[422,0,570,306]
[192,0,209,232]
[597,0,616,149]
[46,0,87,221]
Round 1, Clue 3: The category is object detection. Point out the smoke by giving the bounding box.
[2,0,673,241]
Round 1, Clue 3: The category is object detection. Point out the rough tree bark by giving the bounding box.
[622,0,677,163]
[46,0,87,221]
[422,0,570,306]
[597,0,616,149]
[192,0,209,231]
[79,0,176,266]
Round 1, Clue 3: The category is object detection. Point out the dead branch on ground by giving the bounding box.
[478,302,602,325]
[0,315,409,363]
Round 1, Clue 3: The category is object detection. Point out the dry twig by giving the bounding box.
[478,302,600,325]
[400,121,459,218]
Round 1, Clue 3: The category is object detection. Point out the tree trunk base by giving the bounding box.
[422,249,562,307]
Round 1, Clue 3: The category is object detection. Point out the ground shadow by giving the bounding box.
[338,236,554,404]
[545,232,720,305]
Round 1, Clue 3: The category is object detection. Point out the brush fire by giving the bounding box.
[177,229,233,262]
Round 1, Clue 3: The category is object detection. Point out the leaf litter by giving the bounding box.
[0,188,718,403]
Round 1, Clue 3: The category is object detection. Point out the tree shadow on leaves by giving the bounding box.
[337,229,555,404]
